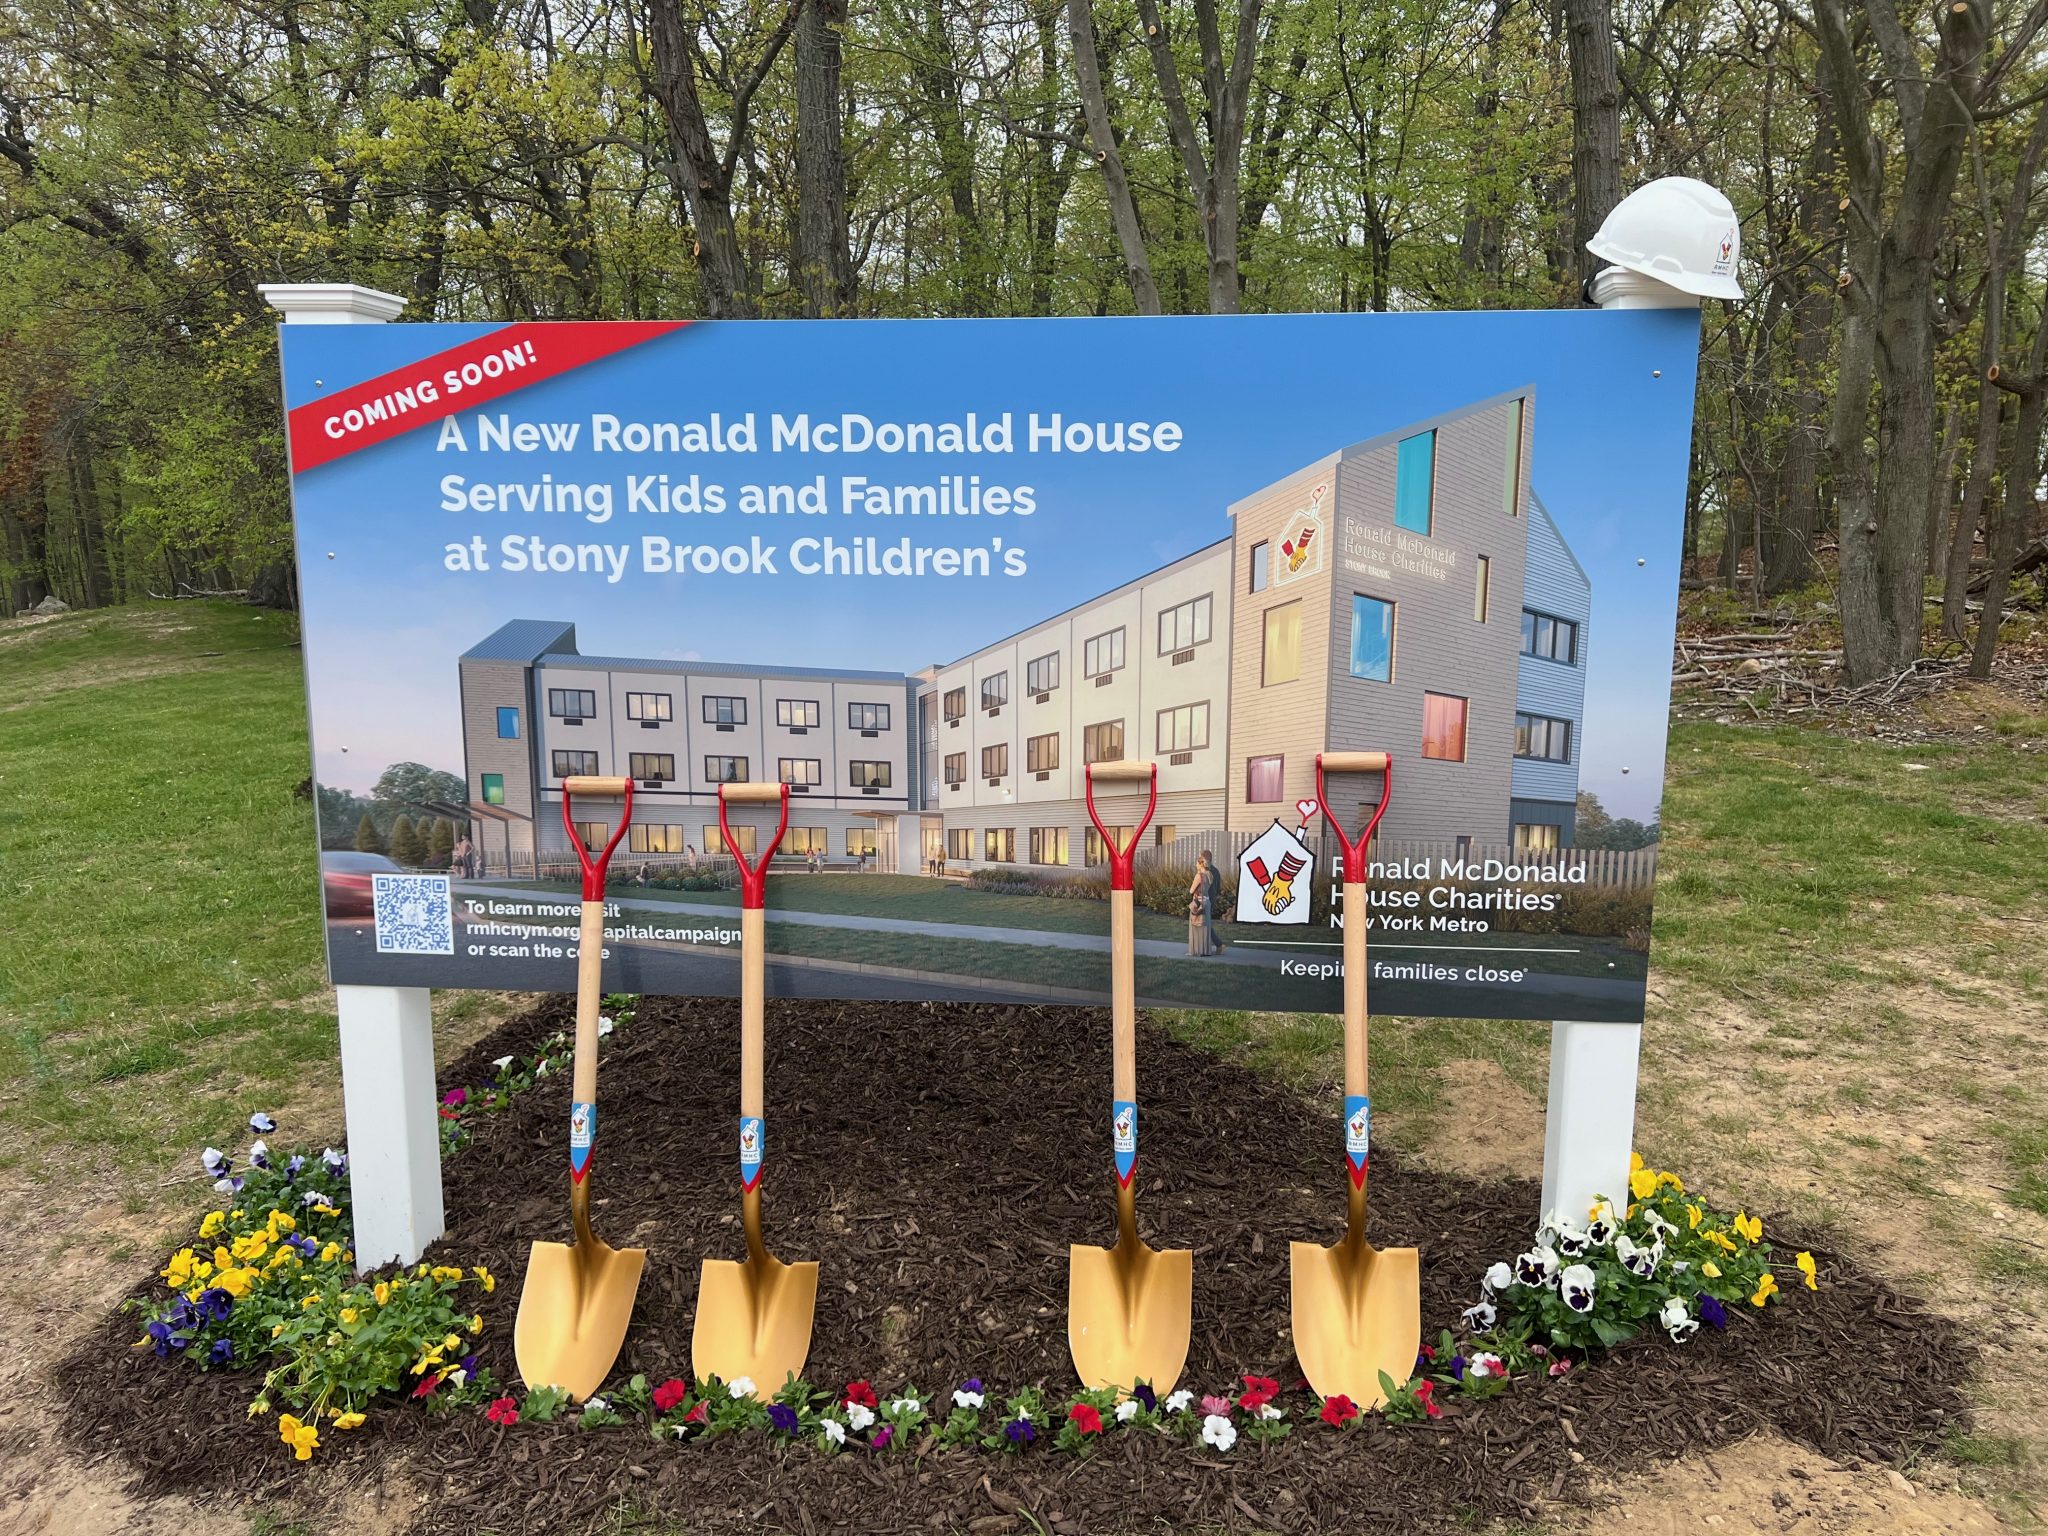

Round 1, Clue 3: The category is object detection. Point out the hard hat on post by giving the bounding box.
[1586,177,1742,300]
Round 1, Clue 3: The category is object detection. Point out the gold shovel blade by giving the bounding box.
[1288,1237,1420,1409]
[513,1236,647,1402]
[1067,1239,1193,1396]
[691,1253,820,1391]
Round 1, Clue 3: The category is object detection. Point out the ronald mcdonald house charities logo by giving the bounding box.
[1235,818,1318,926]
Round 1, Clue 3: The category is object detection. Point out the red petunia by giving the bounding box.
[684,1401,708,1424]
[1418,1344,1436,1362]
[1424,1399,1443,1420]
[485,1396,519,1426]
[1068,1403,1103,1435]
[652,1378,689,1413]
[412,1372,443,1400]
[843,1380,878,1408]
[1320,1395,1359,1427]
[1238,1373,1280,1412]
[1413,1379,1434,1400]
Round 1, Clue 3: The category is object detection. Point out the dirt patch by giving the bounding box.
[1407,1056,1546,1181]
[58,996,1974,1534]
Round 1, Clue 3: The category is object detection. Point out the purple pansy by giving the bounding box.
[1004,1417,1034,1445]
[1132,1383,1157,1412]
[767,1403,800,1434]
[1698,1293,1728,1329]
[145,1320,185,1357]
[195,1287,234,1323]
[209,1338,234,1365]
[249,1112,278,1134]
[1450,1355,1467,1380]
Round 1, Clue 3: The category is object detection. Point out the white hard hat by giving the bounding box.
[1586,177,1743,300]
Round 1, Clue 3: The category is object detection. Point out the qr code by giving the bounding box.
[372,873,455,955]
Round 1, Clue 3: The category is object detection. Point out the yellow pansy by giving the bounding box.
[162,1249,199,1288]
[340,1308,358,1325]
[266,1249,296,1271]
[431,1265,464,1283]
[1629,1167,1658,1200]
[268,1210,296,1234]
[1630,1150,1645,1173]
[213,1246,235,1271]
[1796,1251,1818,1290]
[442,1333,462,1353]
[198,1212,226,1240]
[1656,1171,1685,1194]
[309,1203,339,1218]
[214,1267,254,1299]
[373,1282,391,1306]
[1702,1260,1721,1279]
[468,1314,484,1335]
[230,1209,244,1222]
[1685,1203,1703,1230]
[272,1324,285,1338]
[332,1411,365,1430]
[412,1347,445,1375]
[320,1243,342,1264]
[1734,1212,1762,1244]
[474,1265,496,1292]
[1705,1229,1739,1254]
[278,1414,320,1461]
[301,1292,323,1310]
[1751,1271,1779,1307]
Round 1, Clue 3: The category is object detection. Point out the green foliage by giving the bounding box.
[352,813,385,855]
[388,814,422,866]
[428,817,456,868]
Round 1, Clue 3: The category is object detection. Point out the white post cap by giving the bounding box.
[259,283,407,324]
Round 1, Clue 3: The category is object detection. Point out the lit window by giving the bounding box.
[481,773,505,806]
[1395,431,1435,535]
[1085,825,1132,865]
[1247,755,1284,803]
[1262,602,1300,685]
[1475,556,1491,623]
[1083,720,1124,764]
[704,755,749,782]
[776,699,820,728]
[849,760,892,788]
[782,827,827,856]
[573,821,608,851]
[846,828,878,857]
[779,758,822,784]
[630,823,687,854]
[1515,713,1572,762]
[552,750,599,778]
[947,828,972,860]
[1421,694,1468,762]
[626,692,672,721]
[984,828,1014,863]
[496,707,520,739]
[1514,822,1561,852]
[705,824,757,859]
[629,753,675,781]
[1349,595,1394,682]
[1029,826,1068,865]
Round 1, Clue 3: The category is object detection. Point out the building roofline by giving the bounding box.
[1527,489,1591,588]
[536,652,912,685]
[460,618,579,663]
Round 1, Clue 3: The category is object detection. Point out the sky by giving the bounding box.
[282,310,1700,821]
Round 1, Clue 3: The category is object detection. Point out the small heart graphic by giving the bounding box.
[1295,799,1319,824]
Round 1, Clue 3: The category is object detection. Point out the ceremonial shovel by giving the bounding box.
[1289,750,1420,1409]
[691,780,818,1393]
[514,775,646,1402]
[1068,760,1192,1396]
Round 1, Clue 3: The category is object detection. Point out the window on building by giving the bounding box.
[1085,825,1132,866]
[1249,541,1269,592]
[981,672,1009,709]
[704,755,749,783]
[1246,754,1284,803]
[1503,398,1525,516]
[1421,693,1469,761]
[552,749,599,778]
[1521,609,1580,664]
[1026,653,1060,695]
[943,752,966,787]
[496,706,520,739]
[779,757,822,785]
[846,828,878,858]
[631,823,687,854]
[984,828,1014,863]
[981,744,1009,779]
[1082,627,1125,677]
[1515,821,1561,852]
[1154,823,1177,847]
[1515,712,1572,762]
[1262,601,1301,685]
[481,773,505,806]
[572,820,608,851]
[1157,594,1213,654]
[702,695,747,725]
[1027,733,1059,772]
[1349,595,1394,682]
[629,753,675,781]
[947,827,973,860]
[783,827,827,856]
[626,692,672,721]
[1082,720,1124,764]
[1395,429,1436,535]
[1156,701,1210,753]
[548,688,596,719]
[1029,826,1068,865]
[849,701,891,732]
[706,823,757,859]
[776,698,820,728]
[1475,556,1492,623]
[850,760,892,789]
[943,687,967,723]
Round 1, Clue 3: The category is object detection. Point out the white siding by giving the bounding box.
[1513,495,1589,805]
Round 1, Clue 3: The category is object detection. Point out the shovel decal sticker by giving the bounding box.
[1344,1095,1370,1188]
[739,1115,764,1191]
[569,1101,596,1183]
[1113,1100,1138,1187]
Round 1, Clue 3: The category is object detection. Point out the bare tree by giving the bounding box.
[1565,0,1622,287]
[1067,0,1163,314]
[795,0,855,316]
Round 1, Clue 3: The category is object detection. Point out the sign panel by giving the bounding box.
[282,313,1698,1022]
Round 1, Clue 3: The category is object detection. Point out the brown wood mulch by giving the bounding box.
[58,996,1971,1533]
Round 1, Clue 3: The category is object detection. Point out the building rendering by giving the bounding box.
[455,388,1589,874]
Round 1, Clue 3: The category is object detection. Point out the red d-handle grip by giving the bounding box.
[1315,752,1392,885]
[1083,763,1157,891]
[718,783,791,909]
[562,778,635,900]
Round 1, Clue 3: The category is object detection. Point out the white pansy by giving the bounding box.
[201,1147,228,1173]
[1585,1201,1618,1245]
[248,1112,278,1134]
[1660,1295,1699,1341]
[821,1418,846,1446]
[1115,1399,1139,1422]
[213,1177,236,1194]
[1164,1389,1193,1414]
[1559,1263,1597,1313]
[845,1402,875,1430]
[1461,1300,1497,1330]
[953,1387,984,1409]
[1482,1260,1514,1295]
[1616,1234,1662,1279]
[729,1376,757,1399]
[583,1396,609,1414]
[1200,1413,1237,1451]
[1642,1207,1677,1239]
[1551,1221,1592,1259]
[248,1139,269,1164]
[1513,1245,1561,1287]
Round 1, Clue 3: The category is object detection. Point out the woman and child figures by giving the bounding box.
[1187,850,1226,957]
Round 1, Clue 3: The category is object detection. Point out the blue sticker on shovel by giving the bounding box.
[739,1115,764,1190]
[569,1101,596,1183]
[1344,1094,1370,1188]
[1113,1100,1138,1187]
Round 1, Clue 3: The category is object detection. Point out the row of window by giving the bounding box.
[939,596,1216,720]
[587,823,882,858]
[943,823,1179,866]
[938,705,1212,786]
[538,689,894,731]
[545,752,894,788]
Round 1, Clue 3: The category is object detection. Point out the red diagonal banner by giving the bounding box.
[285,320,689,473]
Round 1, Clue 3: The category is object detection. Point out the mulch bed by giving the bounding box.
[60,996,1971,1533]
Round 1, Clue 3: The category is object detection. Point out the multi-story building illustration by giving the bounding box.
[455,388,1589,873]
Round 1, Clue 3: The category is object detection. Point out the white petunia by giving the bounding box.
[845,1402,875,1430]
[1164,1389,1193,1414]
[598,1016,615,1037]
[672,1424,690,1440]
[729,1376,757,1399]
[1482,1260,1514,1295]
[1259,1404,1283,1420]
[1559,1263,1597,1314]
[1660,1295,1698,1342]
[887,1397,921,1417]
[1461,1300,1497,1330]
[1115,1399,1139,1422]
[535,1059,548,1076]
[1468,1352,1505,1380]
[821,1418,846,1446]
[493,1055,514,1072]
[1200,1413,1237,1451]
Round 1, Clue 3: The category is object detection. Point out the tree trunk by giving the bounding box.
[795,0,855,317]
[1973,328,2048,677]
[1067,0,1163,315]
[1564,0,1623,288]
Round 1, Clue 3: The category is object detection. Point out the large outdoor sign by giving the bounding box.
[281,313,1699,1022]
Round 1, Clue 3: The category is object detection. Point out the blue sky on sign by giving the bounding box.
[281,311,1700,820]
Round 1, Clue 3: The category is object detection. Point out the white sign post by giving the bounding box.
[263,280,444,1271]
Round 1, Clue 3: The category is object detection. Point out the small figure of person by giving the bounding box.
[450,833,475,879]
[1188,850,1225,957]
